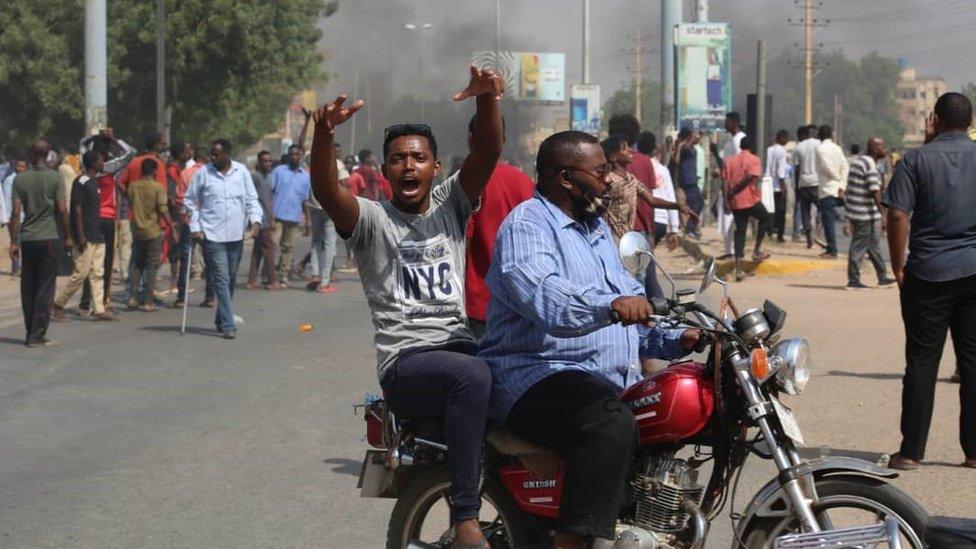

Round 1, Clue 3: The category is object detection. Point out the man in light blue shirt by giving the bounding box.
[3,158,27,274]
[269,144,310,281]
[479,131,701,545]
[184,139,263,339]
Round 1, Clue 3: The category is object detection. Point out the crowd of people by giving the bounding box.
[0,110,397,345]
[3,62,974,547]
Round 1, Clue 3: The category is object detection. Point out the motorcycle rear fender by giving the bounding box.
[733,456,898,539]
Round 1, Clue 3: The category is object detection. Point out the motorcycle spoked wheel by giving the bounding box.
[737,476,929,549]
[386,467,537,549]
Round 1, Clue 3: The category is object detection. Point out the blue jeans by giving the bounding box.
[202,239,243,333]
[818,196,841,254]
[308,208,338,286]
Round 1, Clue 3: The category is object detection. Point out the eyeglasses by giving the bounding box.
[384,123,432,139]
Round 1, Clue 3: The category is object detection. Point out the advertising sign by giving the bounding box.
[675,23,731,131]
[570,84,601,136]
[471,51,566,103]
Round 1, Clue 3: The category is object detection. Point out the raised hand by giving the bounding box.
[453,65,504,102]
[312,95,365,133]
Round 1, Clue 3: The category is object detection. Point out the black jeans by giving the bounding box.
[20,239,60,344]
[380,342,491,524]
[80,218,115,309]
[732,203,769,258]
[772,190,787,240]
[899,273,976,460]
[506,370,636,540]
[681,185,703,235]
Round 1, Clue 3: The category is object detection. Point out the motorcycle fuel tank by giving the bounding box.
[619,362,715,446]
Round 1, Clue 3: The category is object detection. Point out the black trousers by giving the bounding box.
[506,370,636,540]
[772,190,787,239]
[20,239,59,344]
[797,186,819,243]
[80,218,115,309]
[732,203,769,258]
[899,273,976,460]
[380,342,491,524]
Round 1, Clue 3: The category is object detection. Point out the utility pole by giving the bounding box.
[661,0,681,135]
[833,94,843,145]
[789,0,829,124]
[634,29,644,123]
[695,0,708,23]
[155,0,169,143]
[365,77,372,143]
[756,41,767,165]
[349,69,360,154]
[84,0,107,136]
[582,0,591,83]
[494,0,501,67]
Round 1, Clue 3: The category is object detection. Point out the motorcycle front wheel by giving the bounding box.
[738,476,928,549]
[386,467,538,549]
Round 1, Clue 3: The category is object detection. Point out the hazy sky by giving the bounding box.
[316,0,976,133]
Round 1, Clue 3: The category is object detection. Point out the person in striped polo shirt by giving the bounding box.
[844,137,897,290]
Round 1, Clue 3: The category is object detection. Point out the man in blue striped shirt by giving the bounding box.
[479,131,702,546]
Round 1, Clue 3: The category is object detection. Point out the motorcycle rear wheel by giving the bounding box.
[737,476,928,549]
[386,467,537,549]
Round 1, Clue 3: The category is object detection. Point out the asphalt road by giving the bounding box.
[0,240,971,548]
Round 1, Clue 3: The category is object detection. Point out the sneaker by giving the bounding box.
[846,281,872,291]
[169,300,186,309]
[52,306,70,322]
[316,284,338,295]
[878,277,897,287]
[26,338,59,348]
[222,330,237,340]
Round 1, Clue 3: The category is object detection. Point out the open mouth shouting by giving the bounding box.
[398,176,422,198]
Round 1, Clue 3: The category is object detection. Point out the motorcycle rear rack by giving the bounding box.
[773,518,902,549]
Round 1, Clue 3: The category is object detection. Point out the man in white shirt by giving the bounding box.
[815,125,849,258]
[717,112,744,257]
[766,129,790,243]
[793,124,821,248]
[651,155,680,247]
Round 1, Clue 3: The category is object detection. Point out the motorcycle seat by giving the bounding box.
[926,516,976,548]
[487,427,558,458]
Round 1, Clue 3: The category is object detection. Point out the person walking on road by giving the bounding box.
[716,112,746,259]
[766,129,791,243]
[246,151,282,290]
[3,158,27,275]
[884,92,976,471]
[52,151,119,321]
[815,125,849,259]
[270,145,310,283]
[126,159,177,312]
[794,125,821,248]
[8,139,72,347]
[845,137,896,290]
[724,135,771,281]
[184,139,263,339]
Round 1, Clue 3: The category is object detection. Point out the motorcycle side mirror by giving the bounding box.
[699,257,717,294]
[619,231,652,275]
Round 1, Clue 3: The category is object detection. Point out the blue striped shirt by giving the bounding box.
[479,193,687,421]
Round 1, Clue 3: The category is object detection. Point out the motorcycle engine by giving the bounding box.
[631,457,704,533]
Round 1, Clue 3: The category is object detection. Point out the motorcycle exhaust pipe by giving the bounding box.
[681,500,709,549]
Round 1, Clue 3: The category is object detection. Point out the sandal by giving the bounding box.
[753,251,771,261]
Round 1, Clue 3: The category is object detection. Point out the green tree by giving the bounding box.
[602,78,661,135]
[0,0,336,155]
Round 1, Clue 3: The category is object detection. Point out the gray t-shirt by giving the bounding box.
[883,131,976,282]
[346,172,476,379]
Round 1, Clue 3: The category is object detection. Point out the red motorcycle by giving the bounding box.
[357,233,928,549]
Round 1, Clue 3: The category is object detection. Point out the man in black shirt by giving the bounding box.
[52,151,119,321]
[884,92,976,470]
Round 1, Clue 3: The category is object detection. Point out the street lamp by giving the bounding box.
[404,22,435,120]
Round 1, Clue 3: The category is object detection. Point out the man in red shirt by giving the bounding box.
[165,142,193,294]
[723,135,770,280]
[352,150,392,201]
[464,117,534,338]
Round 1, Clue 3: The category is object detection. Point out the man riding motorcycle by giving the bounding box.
[309,66,505,549]
[478,131,703,549]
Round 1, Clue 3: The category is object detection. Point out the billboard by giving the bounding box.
[675,23,731,131]
[471,51,566,103]
[570,84,601,136]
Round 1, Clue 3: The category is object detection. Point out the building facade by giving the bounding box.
[896,68,946,147]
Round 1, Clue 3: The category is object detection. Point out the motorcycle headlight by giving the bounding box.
[770,338,811,395]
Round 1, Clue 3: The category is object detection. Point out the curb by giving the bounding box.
[680,238,842,278]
